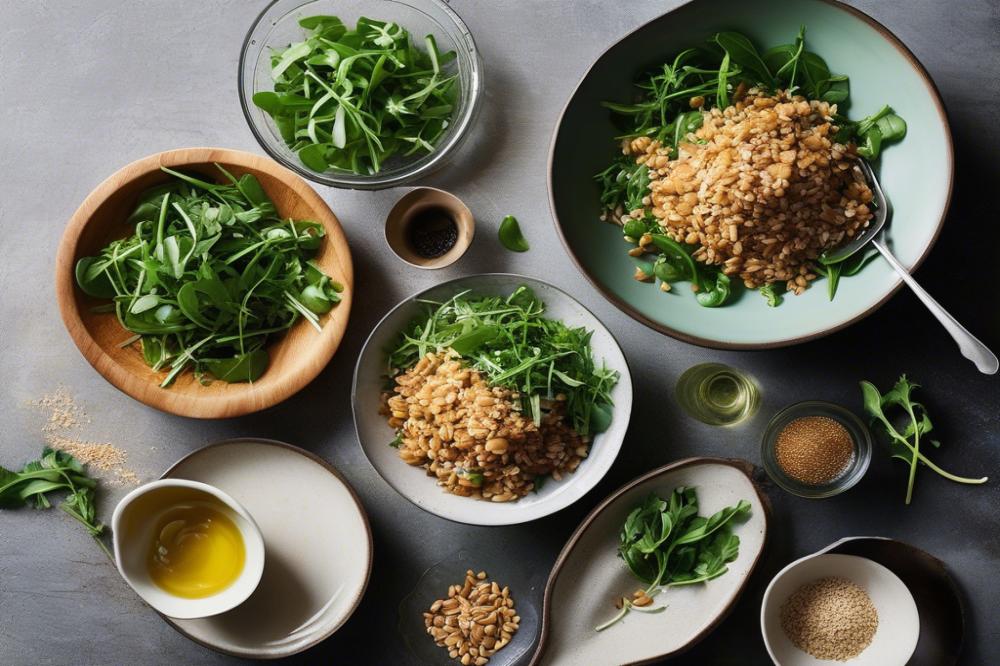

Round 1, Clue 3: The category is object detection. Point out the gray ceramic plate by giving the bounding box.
[531,458,769,665]
[352,273,633,526]
[548,0,952,348]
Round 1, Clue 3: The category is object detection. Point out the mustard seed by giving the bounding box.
[775,415,854,485]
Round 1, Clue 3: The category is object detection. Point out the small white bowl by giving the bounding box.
[112,479,266,619]
[761,553,919,666]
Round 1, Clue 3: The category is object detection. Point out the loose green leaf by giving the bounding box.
[861,376,987,504]
[498,215,530,252]
[0,448,111,558]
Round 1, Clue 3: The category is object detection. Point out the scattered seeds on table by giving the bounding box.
[424,569,520,665]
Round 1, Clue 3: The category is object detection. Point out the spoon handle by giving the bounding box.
[873,239,998,375]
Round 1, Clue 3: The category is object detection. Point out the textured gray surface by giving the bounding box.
[1,0,998,664]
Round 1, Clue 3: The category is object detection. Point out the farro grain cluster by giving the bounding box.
[383,351,589,502]
[424,569,520,665]
[622,91,874,294]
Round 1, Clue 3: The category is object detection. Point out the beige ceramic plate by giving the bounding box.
[531,458,769,665]
[159,438,372,658]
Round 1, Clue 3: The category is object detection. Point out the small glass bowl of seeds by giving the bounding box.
[760,400,872,498]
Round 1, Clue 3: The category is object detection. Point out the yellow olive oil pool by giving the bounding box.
[147,502,245,598]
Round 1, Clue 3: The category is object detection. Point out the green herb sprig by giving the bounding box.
[75,165,343,387]
[253,15,458,175]
[386,286,619,437]
[0,448,111,558]
[861,376,987,504]
[599,26,906,306]
[596,487,751,631]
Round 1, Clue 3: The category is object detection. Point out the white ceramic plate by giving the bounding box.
[351,273,633,526]
[531,458,769,665]
[762,553,919,666]
[159,438,372,658]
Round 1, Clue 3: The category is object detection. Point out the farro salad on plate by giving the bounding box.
[381,285,619,503]
[352,274,632,526]
[598,27,906,308]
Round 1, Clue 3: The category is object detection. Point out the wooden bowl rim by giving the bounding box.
[55,147,354,419]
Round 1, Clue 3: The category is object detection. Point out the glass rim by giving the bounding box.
[238,0,484,190]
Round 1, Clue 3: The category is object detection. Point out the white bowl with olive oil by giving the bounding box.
[112,479,265,619]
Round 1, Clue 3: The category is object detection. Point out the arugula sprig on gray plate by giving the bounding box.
[75,165,343,387]
[597,487,751,631]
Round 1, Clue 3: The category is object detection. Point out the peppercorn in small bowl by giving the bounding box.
[760,401,872,498]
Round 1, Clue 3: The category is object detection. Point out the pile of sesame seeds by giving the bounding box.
[780,576,878,661]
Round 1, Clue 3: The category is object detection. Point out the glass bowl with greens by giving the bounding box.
[239,0,483,190]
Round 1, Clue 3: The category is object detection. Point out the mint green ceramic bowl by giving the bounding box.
[549,0,952,349]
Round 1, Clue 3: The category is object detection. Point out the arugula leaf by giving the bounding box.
[597,487,750,631]
[861,376,987,504]
[0,449,111,557]
[387,287,618,437]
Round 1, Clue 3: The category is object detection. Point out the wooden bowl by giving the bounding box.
[55,148,353,418]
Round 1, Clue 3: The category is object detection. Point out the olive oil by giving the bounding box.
[147,502,245,598]
[675,363,759,426]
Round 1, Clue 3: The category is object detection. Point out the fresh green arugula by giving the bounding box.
[0,448,111,558]
[498,215,530,253]
[596,487,751,631]
[386,286,619,437]
[861,375,987,504]
[253,15,458,175]
[75,165,343,387]
[598,26,906,307]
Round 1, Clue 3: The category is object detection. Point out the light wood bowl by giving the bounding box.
[55,148,353,419]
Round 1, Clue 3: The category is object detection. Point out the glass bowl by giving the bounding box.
[760,400,872,498]
[239,0,483,190]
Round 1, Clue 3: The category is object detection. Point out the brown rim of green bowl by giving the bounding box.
[546,0,954,351]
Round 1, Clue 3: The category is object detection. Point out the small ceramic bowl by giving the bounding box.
[239,0,483,189]
[760,400,872,498]
[761,553,920,665]
[385,187,475,269]
[112,479,266,620]
[55,148,354,419]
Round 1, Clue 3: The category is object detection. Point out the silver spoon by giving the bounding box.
[821,159,998,375]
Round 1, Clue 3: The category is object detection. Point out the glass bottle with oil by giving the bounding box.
[675,363,759,426]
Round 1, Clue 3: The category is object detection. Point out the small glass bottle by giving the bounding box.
[675,363,759,426]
